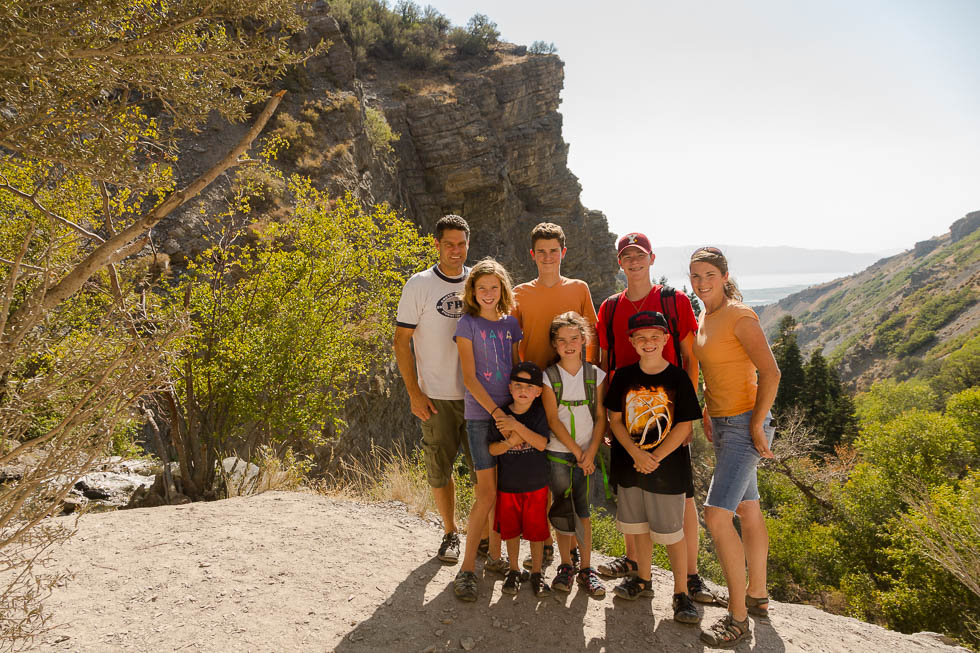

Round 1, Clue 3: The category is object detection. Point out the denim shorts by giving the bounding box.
[547,451,591,537]
[466,419,496,471]
[704,410,775,513]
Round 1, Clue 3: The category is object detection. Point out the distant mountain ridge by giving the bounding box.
[652,245,886,282]
[757,211,980,390]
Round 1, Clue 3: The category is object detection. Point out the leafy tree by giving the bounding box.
[449,13,499,56]
[0,0,313,644]
[529,41,557,55]
[162,176,433,499]
[856,378,941,425]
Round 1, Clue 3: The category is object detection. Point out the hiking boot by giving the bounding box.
[613,575,654,600]
[522,544,554,571]
[453,570,478,602]
[673,592,701,624]
[570,547,580,571]
[687,573,725,605]
[577,567,606,598]
[437,532,460,563]
[502,570,522,595]
[477,537,490,560]
[597,555,637,578]
[530,572,552,598]
[484,556,510,576]
[552,563,575,593]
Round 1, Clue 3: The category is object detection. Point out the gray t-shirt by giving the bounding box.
[395,265,468,400]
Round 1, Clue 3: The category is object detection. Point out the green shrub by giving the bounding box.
[529,41,556,55]
[450,13,499,56]
[364,106,400,153]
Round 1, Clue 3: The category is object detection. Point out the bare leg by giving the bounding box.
[580,518,593,569]
[506,537,521,571]
[665,539,689,595]
[634,533,653,582]
[460,468,497,573]
[432,479,457,534]
[625,532,638,563]
[684,496,699,575]
[556,532,574,565]
[736,500,769,602]
[530,540,544,574]
[704,505,747,621]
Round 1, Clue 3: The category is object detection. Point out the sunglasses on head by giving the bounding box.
[692,246,723,257]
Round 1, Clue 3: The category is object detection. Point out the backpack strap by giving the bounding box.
[602,292,622,372]
[660,285,684,368]
[544,364,563,404]
[583,361,597,422]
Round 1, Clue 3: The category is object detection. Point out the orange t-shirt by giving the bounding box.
[693,302,759,417]
[512,277,598,369]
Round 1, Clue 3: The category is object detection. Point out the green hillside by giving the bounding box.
[757,211,980,391]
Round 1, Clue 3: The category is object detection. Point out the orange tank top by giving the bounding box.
[692,302,759,417]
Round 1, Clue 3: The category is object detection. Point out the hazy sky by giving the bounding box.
[432,0,980,251]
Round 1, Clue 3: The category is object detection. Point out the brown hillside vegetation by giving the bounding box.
[25,492,969,652]
[758,211,980,390]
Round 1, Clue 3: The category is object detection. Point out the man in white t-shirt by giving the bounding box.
[394,215,472,563]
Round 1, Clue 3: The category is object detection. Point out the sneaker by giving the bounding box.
[530,572,552,598]
[437,532,460,563]
[453,570,478,602]
[570,547,580,571]
[502,570,522,595]
[673,592,701,624]
[577,567,606,598]
[613,575,654,600]
[597,555,637,578]
[523,544,554,571]
[687,573,725,605]
[477,537,490,560]
[552,563,575,593]
[484,556,510,576]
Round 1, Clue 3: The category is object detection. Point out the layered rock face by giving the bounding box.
[155,12,620,462]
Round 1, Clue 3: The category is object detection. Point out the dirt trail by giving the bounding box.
[29,491,967,652]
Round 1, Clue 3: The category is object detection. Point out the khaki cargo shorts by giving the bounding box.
[419,399,473,488]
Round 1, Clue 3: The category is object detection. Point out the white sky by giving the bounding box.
[432,0,980,251]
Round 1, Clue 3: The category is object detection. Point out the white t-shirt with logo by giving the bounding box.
[396,264,468,400]
[544,363,607,453]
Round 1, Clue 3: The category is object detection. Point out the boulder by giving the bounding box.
[221,457,260,495]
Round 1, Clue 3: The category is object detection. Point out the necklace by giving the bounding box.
[623,288,652,314]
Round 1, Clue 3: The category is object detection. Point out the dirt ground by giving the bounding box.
[28,491,968,652]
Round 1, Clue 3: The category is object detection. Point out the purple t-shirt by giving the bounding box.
[454,314,522,419]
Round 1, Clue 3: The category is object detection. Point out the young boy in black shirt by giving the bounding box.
[488,362,553,598]
[604,311,702,624]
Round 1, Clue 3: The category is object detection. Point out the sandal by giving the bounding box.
[484,556,510,576]
[530,572,552,598]
[477,537,490,560]
[502,570,522,595]
[523,544,554,570]
[577,567,606,598]
[700,613,750,648]
[688,573,728,606]
[612,575,654,600]
[597,555,637,578]
[746,594,769,618]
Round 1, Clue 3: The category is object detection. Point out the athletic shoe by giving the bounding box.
[612,575,654,600]
[502,570,522,595]
[597,555,637,578]
[688,573,725,605]
[476,537,490,560]
[552,563,575,593]
[484,556,510,576]
[673,592,701,624]
[437,532,460,563]
[577,567,606,598]
[453,570,478,602]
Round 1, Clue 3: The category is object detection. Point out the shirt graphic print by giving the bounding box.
[476,325,514,383]
[625,384,675,450]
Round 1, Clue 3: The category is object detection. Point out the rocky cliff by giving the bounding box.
[757,211,980,390]
[153,11,620,463]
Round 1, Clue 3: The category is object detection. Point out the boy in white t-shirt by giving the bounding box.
[541,311,607,597]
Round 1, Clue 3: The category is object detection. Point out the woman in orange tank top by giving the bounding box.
[689,247,781,648]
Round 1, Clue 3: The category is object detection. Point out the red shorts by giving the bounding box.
[494,486,549,542]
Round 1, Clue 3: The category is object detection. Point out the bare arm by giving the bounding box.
[579,379,606,474]
[489,432,522,456]
[496,414,549,451]
[680,332,699,445]
[394,326,436,421]
[733,315,781,458]
[541,385,582,458]
[608,410,658,473]
[457,337,504,417]
[648,420,693,463]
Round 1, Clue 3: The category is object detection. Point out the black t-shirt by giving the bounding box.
[603,362,701,494]
[490,400,550,493]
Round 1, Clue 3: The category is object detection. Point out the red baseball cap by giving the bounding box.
[616,232,652,256]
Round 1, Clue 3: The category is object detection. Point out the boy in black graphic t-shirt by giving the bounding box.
[603,311,702,625]
[488,362,552,599]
